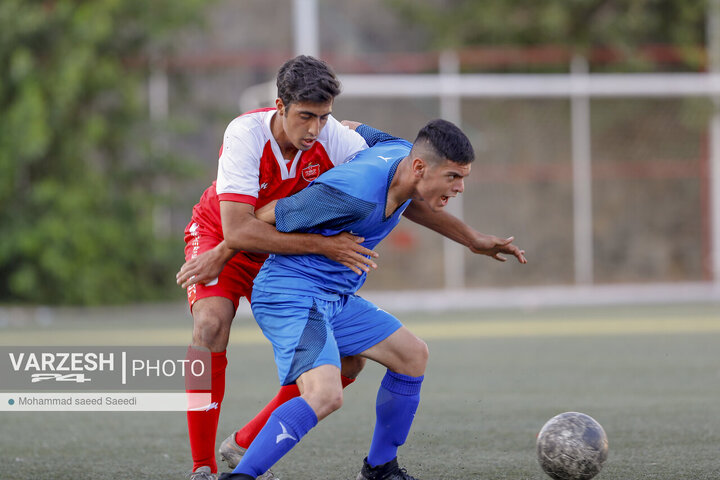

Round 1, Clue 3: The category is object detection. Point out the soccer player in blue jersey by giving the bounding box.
[218,119,526,480]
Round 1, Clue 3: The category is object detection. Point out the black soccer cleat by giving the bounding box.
[355,457,420,480]
[217,473,255,480]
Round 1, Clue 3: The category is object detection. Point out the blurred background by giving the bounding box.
[1,0,719,308]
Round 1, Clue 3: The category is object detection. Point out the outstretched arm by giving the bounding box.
[342,120,525,264]
[402,200,527,264]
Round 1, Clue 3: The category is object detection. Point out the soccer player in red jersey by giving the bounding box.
[177,56,377,480]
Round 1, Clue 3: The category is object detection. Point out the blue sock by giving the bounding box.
[367,370,424,467]
[232,397,318,477]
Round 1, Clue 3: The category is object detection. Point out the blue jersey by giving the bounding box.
[253,137,412,299]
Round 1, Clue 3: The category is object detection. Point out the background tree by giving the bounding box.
[386,0,709,71]
[0,0,206,304]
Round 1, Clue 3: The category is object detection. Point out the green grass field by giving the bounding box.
[1,301,719,479]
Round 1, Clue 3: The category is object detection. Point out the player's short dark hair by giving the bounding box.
[276,55,341,107]
[413,119,475,165]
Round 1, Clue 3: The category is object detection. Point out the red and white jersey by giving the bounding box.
[190,107,368,234]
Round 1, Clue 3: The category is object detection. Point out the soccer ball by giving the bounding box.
[536,412,609,480]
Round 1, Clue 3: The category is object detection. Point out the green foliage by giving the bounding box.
[386,0,709,70]
[0,0,207,304]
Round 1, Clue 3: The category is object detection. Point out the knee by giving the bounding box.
[192,302,233,350]
[405,337,429,377]
[319,383,343,413]
[340,355,366,379]
[325,388,343,413]
[194,311,224,338]
[304,384,343,419]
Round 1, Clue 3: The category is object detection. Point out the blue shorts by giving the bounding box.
[251,289,403,385]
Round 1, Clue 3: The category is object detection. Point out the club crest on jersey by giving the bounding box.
[302,163,320,182]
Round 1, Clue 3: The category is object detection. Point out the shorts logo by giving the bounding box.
[301,163,320,182]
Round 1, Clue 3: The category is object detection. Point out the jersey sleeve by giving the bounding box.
[275,183,376,233]
[355,124,400,147]
[215,117,266,206]
[322,116,369,166]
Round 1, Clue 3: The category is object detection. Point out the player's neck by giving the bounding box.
[386,157,414,216]
[270,112,299,160]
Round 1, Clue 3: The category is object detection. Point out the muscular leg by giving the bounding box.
[340,354,366,379]
[360,326,428,377]
[232,354,365,450]
[296,364,344,420]
[230,365,340,478]
[229,325,427,478]
[187,296,235,474]
[360,326,428,467]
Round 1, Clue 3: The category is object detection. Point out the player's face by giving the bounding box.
[277,99,333,152]
[416,159,471,212]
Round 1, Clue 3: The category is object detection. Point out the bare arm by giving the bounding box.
[253,200,277,224]
[219,201,291,252]
[222,201,380,270]
[176,201,378,288]
[342,119,526,263]
[342,120,525,263]
[402,201,527,264]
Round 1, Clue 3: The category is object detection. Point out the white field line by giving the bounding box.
[2,315,718,346]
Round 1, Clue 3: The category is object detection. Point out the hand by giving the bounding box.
[469,234,527,264]
[318,232,379,275]
[176,245,230,289]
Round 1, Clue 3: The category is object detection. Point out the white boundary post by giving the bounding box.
[709,0,720,288]
[570,56,594,284]
[293,0,319,57]
[439,51,466,289]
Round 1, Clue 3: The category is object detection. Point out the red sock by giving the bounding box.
[234,383,299,448]
[234,375,357,448]
[341,375,356,389]
[187,350,227,473]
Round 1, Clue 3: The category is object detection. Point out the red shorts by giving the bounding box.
[183,220,267,312]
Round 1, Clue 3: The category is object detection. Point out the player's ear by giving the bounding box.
[412,157,426,177]
[275,98,285,116]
